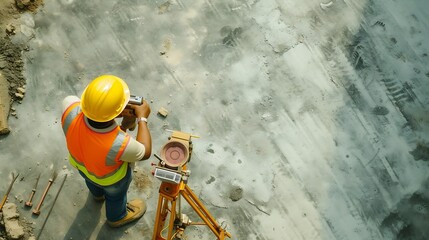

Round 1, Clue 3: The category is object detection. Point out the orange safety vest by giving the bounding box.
[61,101,130,186]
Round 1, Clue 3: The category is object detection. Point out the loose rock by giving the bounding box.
[5,24,16,35]
[229,186,243,202]
[158,107,168,118]
[2,203,19,220]
[14,93,24,99]
[15,0,31,10]
[2,203,24,240]
[16,87,25,94]
[373,106,389,115]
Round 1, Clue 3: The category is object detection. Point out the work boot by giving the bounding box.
[107,199,146,228]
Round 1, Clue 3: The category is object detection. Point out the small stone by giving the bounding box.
[2,203,19,220]
[158,107,168,118]
[229,186,243,202]
[16,0,31,8]
[5,24,16,35]
[372,106,389,115]
[206,176,216,184]
[11,112,16,116]
[0,60,6,69]
[62,165,67,170]
[17,87,26,94]
[14,93,24,99]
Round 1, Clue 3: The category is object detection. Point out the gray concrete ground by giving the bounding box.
[1,0,429,239]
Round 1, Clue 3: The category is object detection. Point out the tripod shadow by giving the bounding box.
[63,193,102,240]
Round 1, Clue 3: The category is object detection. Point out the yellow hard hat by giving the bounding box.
[81,75,130,122]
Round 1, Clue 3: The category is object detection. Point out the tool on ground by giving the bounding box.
[0,173,20,211]
[152,131,231,240]
[32,171,57,215]
[25,173,41,207]
[36,174,67,240]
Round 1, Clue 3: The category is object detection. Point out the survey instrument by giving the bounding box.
[152,131,231,240]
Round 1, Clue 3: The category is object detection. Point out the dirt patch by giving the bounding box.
[0,0,44,135]
[132,166,154,197]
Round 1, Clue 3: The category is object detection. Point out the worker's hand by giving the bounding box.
[128,100,151,119]
[120,115,136,131]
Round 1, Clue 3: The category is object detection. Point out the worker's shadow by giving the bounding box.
[63,192,136,240]
[95,221,138,240]
[64,193,103,240]
[63,193,103,240]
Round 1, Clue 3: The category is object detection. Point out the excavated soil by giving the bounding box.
[1,1,44,239]
[0,0,43,135]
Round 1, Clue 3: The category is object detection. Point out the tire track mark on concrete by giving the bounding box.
[106,10,137,67]
[261,112,348,240]
[205,0,223,19]
[162,63,184,89]
[332,51,402,186]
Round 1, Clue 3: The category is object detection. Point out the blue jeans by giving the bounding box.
[78,167,132,222]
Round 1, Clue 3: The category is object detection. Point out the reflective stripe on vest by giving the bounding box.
[68,154,129,186]
[61,102,80,136]
[61,102,130,186]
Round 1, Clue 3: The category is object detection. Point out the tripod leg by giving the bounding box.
[182,185,231,239]
[153,196,171,240]
[167,198,177,240]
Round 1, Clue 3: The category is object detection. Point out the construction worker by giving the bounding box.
[61,75,152,227]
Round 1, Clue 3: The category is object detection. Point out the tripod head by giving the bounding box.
[153,130,199,184]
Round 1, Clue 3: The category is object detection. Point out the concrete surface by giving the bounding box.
[0,0,428,239]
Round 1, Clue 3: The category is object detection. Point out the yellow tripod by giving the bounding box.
[152,175,232,240]
[152,131,231,240]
